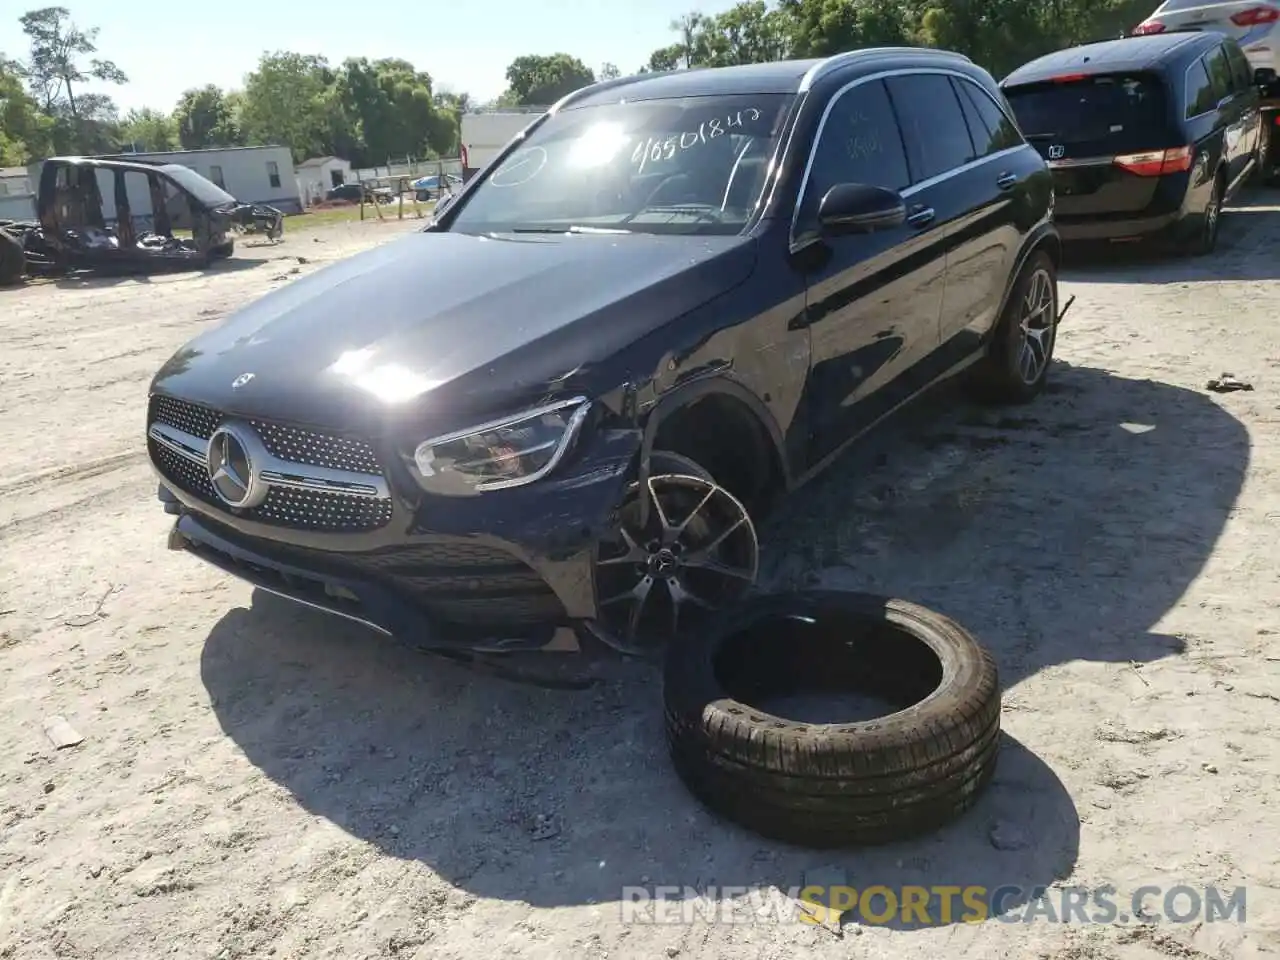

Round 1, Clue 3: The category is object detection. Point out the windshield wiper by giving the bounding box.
[618,205,724,227]
[1023,133,1058,141]
[505,225,632,235]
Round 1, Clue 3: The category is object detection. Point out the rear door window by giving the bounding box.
[1003,73,1172,156]
[1186,59,1217,117]
[1224,42,1254,91]
[1203,46,1234,100]
[953,78,1024,156]
[885,73,976,182]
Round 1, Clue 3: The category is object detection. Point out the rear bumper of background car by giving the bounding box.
[1055,211,1183,242]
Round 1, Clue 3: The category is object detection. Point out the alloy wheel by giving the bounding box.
[1016,267,1056,386]
[1205,183,1221,250]
[595,473,759,649]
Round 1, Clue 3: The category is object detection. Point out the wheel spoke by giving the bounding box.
[668,577,714,610]
[596,526,646,566]
[626,577,654,640]
[670,486,716,540]
[645,476,676,538]
[683,514,747,565]
[682,554,756,580]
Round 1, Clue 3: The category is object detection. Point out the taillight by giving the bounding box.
[1132,19,1166,34]
[1230,5,1280,25]
[1113,146,1194,176]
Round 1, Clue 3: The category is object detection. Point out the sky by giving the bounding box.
[0,0,737,114]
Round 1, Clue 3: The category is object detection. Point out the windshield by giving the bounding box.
[447,93,795,236]
[1004,74,1170,152]
[160,164,238,208]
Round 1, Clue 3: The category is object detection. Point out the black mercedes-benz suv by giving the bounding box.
[1002,32,1266,254]
[147,47,1060,658]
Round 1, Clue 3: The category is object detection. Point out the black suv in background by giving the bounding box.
[1002,32,1265,254]
[148,49,1059,659]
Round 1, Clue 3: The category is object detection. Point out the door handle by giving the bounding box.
[996,171,1018,190]
[906,205,935,227]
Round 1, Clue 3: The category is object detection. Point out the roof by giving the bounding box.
[46,156,202,173]
[297,156,346,167]
[1002,33,1207,86]
[94,145,289,158]
[569,60,824,106]
[565,48,975,107]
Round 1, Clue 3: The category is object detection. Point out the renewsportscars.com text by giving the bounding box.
[619,884,1247,926]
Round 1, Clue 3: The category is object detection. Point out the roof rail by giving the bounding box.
[548,72,662,115]
[799,46,973,92]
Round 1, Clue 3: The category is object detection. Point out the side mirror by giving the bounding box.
[434,192,456,215]
[818,183,906,235]
[1254,67,1277,87]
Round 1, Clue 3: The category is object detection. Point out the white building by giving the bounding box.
[461,110,544,178]
[104,145,303,213]
[0,166,36,221]
[296,155,352,205]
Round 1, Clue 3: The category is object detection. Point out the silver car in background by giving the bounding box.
[1133,0,1280,76]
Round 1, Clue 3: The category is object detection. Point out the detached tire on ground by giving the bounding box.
[663,591,1000,848]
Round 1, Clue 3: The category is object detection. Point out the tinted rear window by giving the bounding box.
[1004,73,1171,151]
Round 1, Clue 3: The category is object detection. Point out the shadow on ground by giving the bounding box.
[48,256,267,290]
[1060,186,1280,283]
[200,362,1247,926]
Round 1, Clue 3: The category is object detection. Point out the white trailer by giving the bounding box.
[460,111,545,178]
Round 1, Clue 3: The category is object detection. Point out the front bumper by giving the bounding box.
[155,425,644,653]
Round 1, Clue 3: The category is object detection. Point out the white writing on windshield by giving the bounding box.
[630,108,763,174]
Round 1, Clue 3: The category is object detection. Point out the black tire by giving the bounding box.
[663,591,1000,848]
[0,229,25,286]
[647,450,714,483]
[1185,173,1224,256]
[966,250,1058,405]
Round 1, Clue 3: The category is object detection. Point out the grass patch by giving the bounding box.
[288,201,435,229]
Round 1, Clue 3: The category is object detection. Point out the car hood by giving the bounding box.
[151,229,757,436]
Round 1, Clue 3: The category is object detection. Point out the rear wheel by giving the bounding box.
[967,251,1057,405]
[1184,174,1223,256]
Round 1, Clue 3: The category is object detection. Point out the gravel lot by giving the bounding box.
[2,196,1279,960]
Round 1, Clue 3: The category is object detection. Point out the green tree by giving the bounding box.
[118,107,177,152]
[18,6,126,152]
[599,62,621,80]
[502,54,595,106]
[642,44,687,73]
[239,51,333,161]
[697,1,790,65]
[172,85,243,149]
[1,54,53,163]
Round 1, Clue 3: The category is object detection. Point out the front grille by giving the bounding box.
[249,419,382,474]
[233,536,567,627]
[148,394,392,534]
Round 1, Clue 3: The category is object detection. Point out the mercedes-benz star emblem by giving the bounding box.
[231,373,255,389]
[206,424,267,508]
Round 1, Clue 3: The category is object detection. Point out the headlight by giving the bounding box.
[411,397,591,494]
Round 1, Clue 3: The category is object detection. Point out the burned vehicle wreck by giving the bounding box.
[0,156,282,285]
[146,50,1062,670]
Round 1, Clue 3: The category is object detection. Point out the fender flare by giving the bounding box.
[992,220,1061,334]
[634,374,791,509]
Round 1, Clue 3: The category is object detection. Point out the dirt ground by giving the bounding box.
[2,197,1279,960]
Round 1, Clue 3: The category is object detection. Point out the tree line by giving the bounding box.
[2,0,1157,168]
